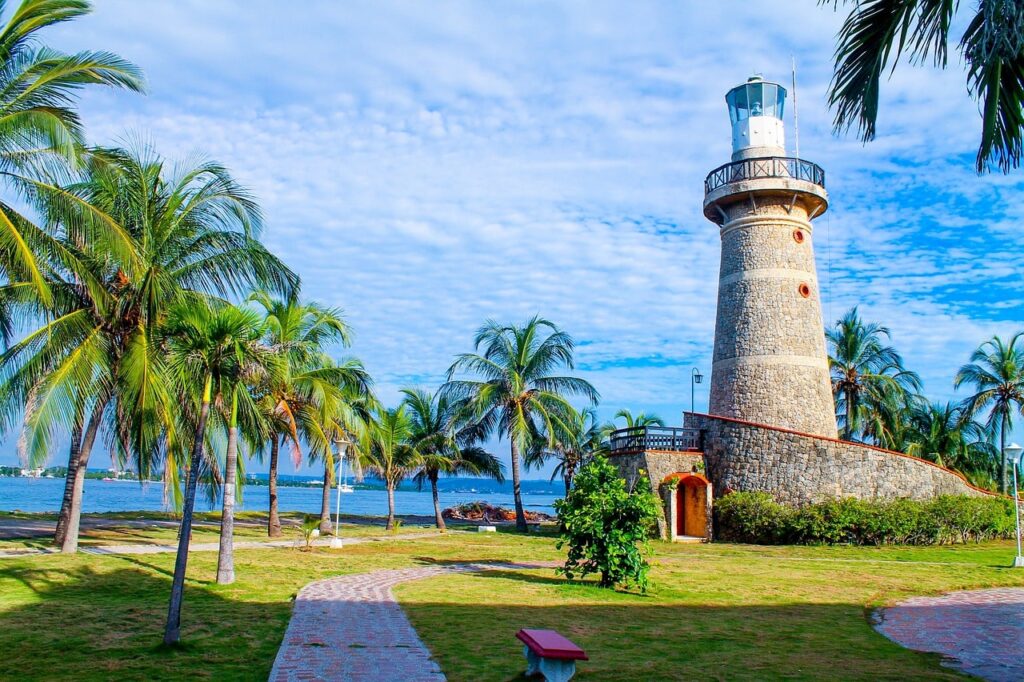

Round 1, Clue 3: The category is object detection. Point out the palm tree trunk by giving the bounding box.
[53,417,84,546]
[564,473,572,497]
[164,376,212,646]
[319,465,332,534]
[845,386,856,440]
[430,472,445,531]
[1001,418,1008,495]
[386,481,396,530]
[61,395,110,553]
[510,439,527,532]
[216,394,239,585]
[268,435,282,537]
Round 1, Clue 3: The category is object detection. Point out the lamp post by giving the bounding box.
[331,435,351,549]
[1005,442,1024,568]
[691,368,704,415]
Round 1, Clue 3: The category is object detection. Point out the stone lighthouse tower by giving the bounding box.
[702,76,838,438]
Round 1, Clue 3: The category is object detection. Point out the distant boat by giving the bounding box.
[338,453,355,493]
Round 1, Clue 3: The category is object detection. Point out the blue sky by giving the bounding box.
[4,1,1024,476]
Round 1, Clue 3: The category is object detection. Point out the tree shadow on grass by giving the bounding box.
[108,552,180,580]
[401,599,970,682]
[0,563,291,681]
[410,556,656,593]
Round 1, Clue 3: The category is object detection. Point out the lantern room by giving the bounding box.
[726,75,786,160]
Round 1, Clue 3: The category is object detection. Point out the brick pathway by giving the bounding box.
[269,562,558,682]
[874,587,1024,682]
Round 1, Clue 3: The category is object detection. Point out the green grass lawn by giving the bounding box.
[0,511,449,550]
[1,530,1022,681]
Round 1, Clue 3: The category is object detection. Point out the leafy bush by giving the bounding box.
[715,492,1018,546]
[714,491,791,543]
[555,455,660,591]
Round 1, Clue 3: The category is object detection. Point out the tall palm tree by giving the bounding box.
[0,0,144,302]
[823,0,1024,172]
[359,404,421,531]
[955,333,1024,494]
[402,387,504,530]
[248,291,369,536]
[213,346,279,585]
[827,307,922,442]
[906,401,996,478]
[528,405,607,496]
[0,145,297,552]
[444,317,598,531]
[161,301,269,645]
[313,374,374,535]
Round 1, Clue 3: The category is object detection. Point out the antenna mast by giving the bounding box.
[791,55,800,159]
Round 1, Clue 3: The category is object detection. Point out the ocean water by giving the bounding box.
[0,474,563,517]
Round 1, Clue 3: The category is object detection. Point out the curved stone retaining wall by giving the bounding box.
[684,413,992,506]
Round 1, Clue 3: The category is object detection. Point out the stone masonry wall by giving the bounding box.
[685,413,990,506]
[708,196,838,438]
[611,450,706,540]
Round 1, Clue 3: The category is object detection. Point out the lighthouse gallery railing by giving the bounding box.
[704,156,825,195]
[609,426,703,454]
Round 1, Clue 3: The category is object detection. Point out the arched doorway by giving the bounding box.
[671,473,710,539]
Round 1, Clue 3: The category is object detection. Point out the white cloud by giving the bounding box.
[17,0,1023,473]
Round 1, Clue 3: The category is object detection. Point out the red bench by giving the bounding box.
[515,629,588,681]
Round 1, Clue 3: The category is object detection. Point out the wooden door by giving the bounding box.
[676,485,686,536]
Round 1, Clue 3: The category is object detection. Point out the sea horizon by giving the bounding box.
[0,474,564,517]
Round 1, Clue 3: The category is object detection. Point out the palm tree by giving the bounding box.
[248,291,369,536]
[859,385,922,452]
[529,405,607,495]
[824,0,1024,172]
[444,317,598,531]
[0,0,144,302]
[359,404,421,531]
[402,387,504,530]
[955,333,1024,494]
[600,407,666,442]
[612,408,665,429]
[213,347,279,585]
[0,145,297,552]
[906,401,996,478]
[827,307,922,442]
[313,374,374,535]
[161,301,269,644]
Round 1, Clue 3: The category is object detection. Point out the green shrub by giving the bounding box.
[715,492,1017,546]
[554,455,660,591]
[714,491,791,543]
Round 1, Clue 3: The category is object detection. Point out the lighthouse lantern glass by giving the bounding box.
[727,87,748,123]
[727,78,788,159]
[727,81,786,122]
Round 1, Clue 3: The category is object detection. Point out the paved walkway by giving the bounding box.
[270,562,558,682]
[874,587,1024,682]
[0,532,438,558]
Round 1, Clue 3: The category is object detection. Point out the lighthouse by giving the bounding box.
[610,77,983,538]
[702,76,838,438]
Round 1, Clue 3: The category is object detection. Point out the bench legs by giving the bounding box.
[523,645,577,682]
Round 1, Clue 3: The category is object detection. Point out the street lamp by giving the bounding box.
[1005,442,1024,568]
[331,435,351,549]
[691,368,704,415]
